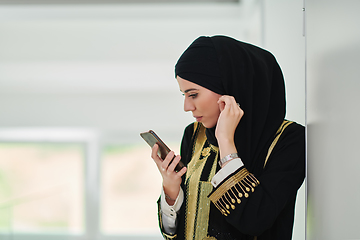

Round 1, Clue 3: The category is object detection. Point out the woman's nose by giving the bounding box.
[184,98,195,112]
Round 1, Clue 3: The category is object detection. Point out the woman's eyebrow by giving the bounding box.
[184,88,199,93]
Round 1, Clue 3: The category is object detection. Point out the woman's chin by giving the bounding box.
[201,121,216,129]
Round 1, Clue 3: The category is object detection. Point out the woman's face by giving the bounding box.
[177,76,222,128]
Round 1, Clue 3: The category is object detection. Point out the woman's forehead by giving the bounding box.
[177,76,202,92]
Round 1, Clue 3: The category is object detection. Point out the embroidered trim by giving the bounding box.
[184,122,219,240]
[208,168,260,216]
[263,120,293,168]
[162,232,178,240]
[208,119,293,217]
[203,236,217,240]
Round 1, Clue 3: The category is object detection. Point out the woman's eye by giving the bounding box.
[189,93,198,98]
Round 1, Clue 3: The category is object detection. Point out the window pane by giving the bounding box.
[100,143,179,235]
[0,143,84,234]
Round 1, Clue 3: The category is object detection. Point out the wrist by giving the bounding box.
[219,153,238,168]
[163,185,180,201]
[216,136,234,145]
[218,140,237,159]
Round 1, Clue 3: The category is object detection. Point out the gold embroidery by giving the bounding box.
[195,181,216,238]
[202,236,217,240]
[185,124,207,184]
[208,120,292,216]
[163,233,178,239]
[201,147,211,158]
[184,123,219,240]
[208,168,260,215]
[264,120,293,168]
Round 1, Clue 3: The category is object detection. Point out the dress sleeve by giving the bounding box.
[156,123,195,239]
[157,187,184,239]
[211,158,244,187]
[207,124,305,236]
[157,198,178,240]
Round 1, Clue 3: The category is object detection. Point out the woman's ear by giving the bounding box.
[217,96,226,112]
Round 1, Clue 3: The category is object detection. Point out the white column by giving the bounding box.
[306,1,360,239]
[262,1,306,240]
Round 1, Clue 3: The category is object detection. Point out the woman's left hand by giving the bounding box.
[215,95,244,144]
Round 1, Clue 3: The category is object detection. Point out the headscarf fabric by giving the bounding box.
[175,35,286,172]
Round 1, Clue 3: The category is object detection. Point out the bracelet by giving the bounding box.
[219,153,238,167]
[165,194,176,201]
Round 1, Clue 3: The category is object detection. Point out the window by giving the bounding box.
[0,129,98,240]
[100,142,180,235]
[0,129,180,240]
[0,142,84,233]
[100,144,162,235]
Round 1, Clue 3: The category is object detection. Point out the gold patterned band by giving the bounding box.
[208,168,260,216]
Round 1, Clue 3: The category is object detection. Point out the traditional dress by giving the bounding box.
[157,36,305,240]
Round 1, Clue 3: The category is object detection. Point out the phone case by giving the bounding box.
[140,130,184,171]
[140,130,170,160]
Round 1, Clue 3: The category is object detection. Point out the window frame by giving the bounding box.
[0,128,101,239]
[0,128,163,240]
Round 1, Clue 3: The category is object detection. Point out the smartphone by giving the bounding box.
[140,130,184,172]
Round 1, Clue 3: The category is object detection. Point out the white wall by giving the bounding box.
[263,0,305,126]
[262,1,306,240]
[0,2,262,240]
[306,0,360,239]
[0,1,308,239]
[0,2,261,143]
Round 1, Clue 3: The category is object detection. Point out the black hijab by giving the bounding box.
[175,35,286,172]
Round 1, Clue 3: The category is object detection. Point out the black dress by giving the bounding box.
[158,120,305,240]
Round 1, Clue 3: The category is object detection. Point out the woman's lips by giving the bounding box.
[194,116,203,121]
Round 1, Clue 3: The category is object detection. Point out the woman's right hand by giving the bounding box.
[151,144,187,205]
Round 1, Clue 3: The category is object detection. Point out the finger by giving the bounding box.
[218,100,234,116]
[238,107,244,118]
[218,95,232,112]
[152,145,168,173]
[218,95,234,102]
[167,155,181,172]
[225,97,242,114]
[161,151,175,170]
[151,144,162,164]
[176,166,187,177]
[218,95,237,110]
[218,97,244,124]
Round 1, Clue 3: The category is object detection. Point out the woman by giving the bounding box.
[151,35,305,240]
